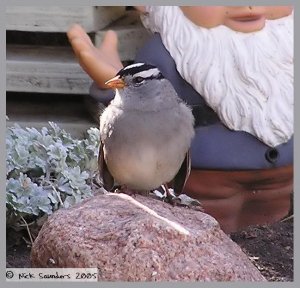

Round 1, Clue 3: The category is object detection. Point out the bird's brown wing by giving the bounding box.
[98,141,114,191]
[173,150,191,196]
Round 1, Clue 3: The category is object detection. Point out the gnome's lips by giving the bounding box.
[226,14,266,32]
[231,14,264,22]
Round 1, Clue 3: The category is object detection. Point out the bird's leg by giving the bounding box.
[162,183,181,206]
[161,184,203,210]
[149,185,203,210]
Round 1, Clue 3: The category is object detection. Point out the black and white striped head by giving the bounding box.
[105,63,165,90]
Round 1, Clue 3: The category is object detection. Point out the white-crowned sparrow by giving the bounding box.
[98,63,195,198]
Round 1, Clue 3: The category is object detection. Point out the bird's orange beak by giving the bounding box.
[105,76,126,89]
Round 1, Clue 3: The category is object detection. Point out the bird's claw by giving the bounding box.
[151,187,203,210]
[176,195,204,211]
[163,194,182,206]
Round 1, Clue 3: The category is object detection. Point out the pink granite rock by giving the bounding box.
[31,193,265,281]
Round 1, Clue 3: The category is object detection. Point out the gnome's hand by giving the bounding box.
[67,24,123,89]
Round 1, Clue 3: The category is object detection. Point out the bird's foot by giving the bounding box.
[161,187,181,206]
[175,194,204,211]
[151,188,181,206]
[151,186,204,211]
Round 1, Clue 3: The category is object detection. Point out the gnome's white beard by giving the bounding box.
[141,6,294,147]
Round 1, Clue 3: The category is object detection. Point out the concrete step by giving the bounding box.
[6,93,98,139]
[6,45,92,94]
[6,11,151,95]
[6,6,125,33]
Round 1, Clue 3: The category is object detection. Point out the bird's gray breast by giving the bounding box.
[100,105,193,190]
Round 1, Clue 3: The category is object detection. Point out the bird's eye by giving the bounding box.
[133,77,144,85]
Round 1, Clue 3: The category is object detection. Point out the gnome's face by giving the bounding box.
[140,6,294,147]
[180,6,293,32]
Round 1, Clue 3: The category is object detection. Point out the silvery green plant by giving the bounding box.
[6,122,100,229]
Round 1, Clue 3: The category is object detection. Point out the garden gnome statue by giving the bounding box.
[67,6,293,233]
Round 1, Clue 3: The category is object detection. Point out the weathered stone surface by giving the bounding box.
[31,193,265,281]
